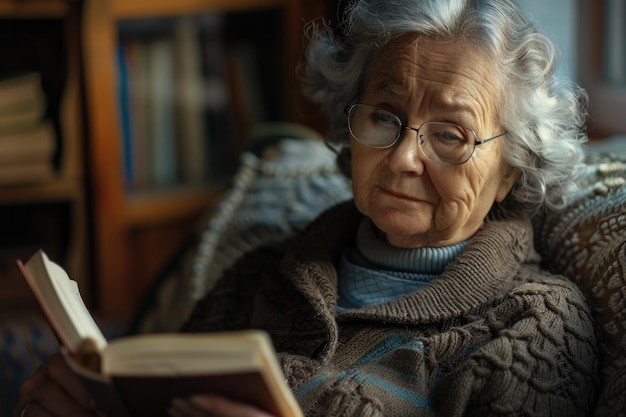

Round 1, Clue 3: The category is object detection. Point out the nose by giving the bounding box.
[385,127,426,175]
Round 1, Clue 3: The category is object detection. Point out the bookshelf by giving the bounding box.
[0,0,89,310]
[82,0,330,318]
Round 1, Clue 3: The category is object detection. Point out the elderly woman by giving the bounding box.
[15,0,598,416]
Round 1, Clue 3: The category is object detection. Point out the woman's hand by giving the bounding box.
[169,395,277,417]
[13,353,102,417]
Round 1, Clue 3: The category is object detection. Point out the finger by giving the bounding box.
[190,394,275,417]
[46,354,96,410]
[21,378,97,417]
[36,381,98,417]
[15,369,50,417]
[17,357,98,417]
[13,382,93,417]
[16,401,54,417]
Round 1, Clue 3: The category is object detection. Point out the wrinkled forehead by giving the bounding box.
[363,34,502,117]
[368,35,498,87]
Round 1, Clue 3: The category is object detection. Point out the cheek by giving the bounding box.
[351,156,374,204]
[450,160,504,215]
[432,165,490,215]
[350,144,386,207]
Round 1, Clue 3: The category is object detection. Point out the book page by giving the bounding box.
[101,332,266,375]
[44,256,107,350]
[20,250,107,352]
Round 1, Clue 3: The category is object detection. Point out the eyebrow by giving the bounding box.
[372,80,477,124]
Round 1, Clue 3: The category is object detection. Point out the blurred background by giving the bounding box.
[522,1,625,139]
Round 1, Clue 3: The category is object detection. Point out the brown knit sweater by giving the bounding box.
[182,201,599,416]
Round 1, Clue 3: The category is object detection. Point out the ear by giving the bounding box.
[495,166,520,203]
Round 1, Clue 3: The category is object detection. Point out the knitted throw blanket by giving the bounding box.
[534,151,626,417]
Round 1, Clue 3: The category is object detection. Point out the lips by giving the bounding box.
[380,185,426,203]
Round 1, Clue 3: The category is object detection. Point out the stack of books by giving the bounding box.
[0,72,57,186]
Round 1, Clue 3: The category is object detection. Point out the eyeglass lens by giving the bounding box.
[347,104,475,165]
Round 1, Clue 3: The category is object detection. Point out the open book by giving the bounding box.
[18,250,303,417]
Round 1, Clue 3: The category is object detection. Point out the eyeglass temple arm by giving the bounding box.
[476,132,507,145]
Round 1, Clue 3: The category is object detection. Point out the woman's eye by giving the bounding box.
[433,128,465,143]
[372,111,397,126]
[442,130,463,141]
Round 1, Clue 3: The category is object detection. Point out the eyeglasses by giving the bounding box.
[345,103,507,165]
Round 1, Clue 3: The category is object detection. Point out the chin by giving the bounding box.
[369,208,433,242]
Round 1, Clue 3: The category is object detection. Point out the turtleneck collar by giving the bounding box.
[355,218,469,274]
[285,201,535,325]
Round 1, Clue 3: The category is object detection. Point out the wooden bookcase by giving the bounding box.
[81,0,330,318]
[0,0,89,310]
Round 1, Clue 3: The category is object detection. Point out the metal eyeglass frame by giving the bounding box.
[345,103,507,165]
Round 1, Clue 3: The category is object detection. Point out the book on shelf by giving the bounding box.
[173,16,208,184]
[0,72,46,112]
[117,42,136,188]
[118,38,151,190]
[17,250,303,417]
[0,161,55,186]
[0,98,46,134]
[0,120,56,165]
[147,36,177,187]
[0,71,58,186]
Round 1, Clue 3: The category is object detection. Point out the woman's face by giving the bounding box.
[351,36,518,248]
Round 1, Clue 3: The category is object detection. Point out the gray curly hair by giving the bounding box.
[301,0,588,213]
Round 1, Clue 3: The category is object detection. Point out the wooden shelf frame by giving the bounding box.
[0,0,70,16]
[109,0,282,18]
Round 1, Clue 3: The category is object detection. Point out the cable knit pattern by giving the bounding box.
[534,151,626,417]
[183,202,599,417]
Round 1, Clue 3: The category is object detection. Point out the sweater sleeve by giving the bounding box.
[433,277,599,417]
